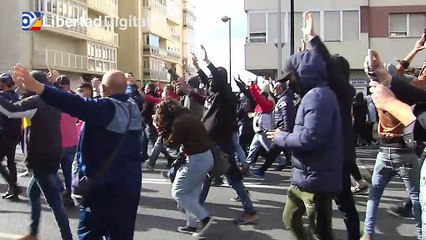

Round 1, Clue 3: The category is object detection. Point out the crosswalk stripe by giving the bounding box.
[0,232,24,239]
[142,178,288,190]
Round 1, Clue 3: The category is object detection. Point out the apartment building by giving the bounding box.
[0,0,119,87]
[244,0,426,94]
[118,0,195,83]
[182,0,197,74]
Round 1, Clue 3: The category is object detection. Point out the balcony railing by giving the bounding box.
[87,0,118,17]
[34,49,88,72]
[143,69,168,80]
[166,51,180,61]
[170,32,181,42]
[88,57,117,73]
[87,27,119,46]
[34,49,117,74]
[143,45,180,62]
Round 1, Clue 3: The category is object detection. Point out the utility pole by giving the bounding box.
[290,0,295,55]
[277,0,283,79]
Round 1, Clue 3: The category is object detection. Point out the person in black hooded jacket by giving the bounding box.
[0,71,72,240]
[180,46,258,225]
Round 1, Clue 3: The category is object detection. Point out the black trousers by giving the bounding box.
[259,143,290,173]
[334,163,361,240]
[349,160,363,182]
[0,138,18,186]
[364,122,375,145]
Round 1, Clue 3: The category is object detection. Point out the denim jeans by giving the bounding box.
[233,132,247,166]
[364,150,421,239]
[60,146,76,193]
[148,137,173,167]
[245,132,271,166]
[200,142,255,214]
[420,158,426,240]
[141,124,157,161]
[28,171,72,240]
[172,150,213,227]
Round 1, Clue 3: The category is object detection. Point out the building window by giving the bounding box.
[324,11,341,42]
[343,10,359,41]
[149,34,160,47]
[390,13,426,37]
[248,13,266,43]
[144,34,150,45]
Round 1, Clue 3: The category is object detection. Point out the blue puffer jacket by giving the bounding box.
[274,88,296,132]
[275,39,343,193]
[40,85,143,196]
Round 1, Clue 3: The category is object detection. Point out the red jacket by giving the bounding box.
[144,91,179,105]
[249,85,274,114]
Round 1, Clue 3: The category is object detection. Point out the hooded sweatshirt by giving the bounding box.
[189,63,237,144]
[274,36,343,193]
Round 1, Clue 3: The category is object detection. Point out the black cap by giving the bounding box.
[57,75,71,85]
[0,73,12,82]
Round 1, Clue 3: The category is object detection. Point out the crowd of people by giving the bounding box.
[0,11,426,240]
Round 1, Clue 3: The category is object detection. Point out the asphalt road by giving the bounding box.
[0,147,419,240]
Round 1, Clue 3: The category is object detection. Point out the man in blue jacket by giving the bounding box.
[12,66,143,240]
[268,12,343,240]
[252,78,295,177]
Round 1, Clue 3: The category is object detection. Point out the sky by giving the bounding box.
[194,0,256,83]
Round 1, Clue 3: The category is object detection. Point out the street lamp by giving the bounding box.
[221,16,232,84]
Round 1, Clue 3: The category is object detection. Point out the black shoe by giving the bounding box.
[211,178,224,187]
[274,165,286,171]
[388,205,413,218]
[166,157,176,168]
[193,217,214,236]
[2,191,19,201]
[177,226,197,235]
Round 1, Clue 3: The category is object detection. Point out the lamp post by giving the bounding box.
[221,16,232,84]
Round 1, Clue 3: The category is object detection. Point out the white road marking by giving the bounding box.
[0,232,24,239]
[142,178,288,190]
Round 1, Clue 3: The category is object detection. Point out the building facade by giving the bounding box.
[244,0,426,94]
[0,0,119,87]
[118,0,196,83]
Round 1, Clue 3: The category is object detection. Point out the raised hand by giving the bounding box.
[414,34,426,52]
[301,11,315,38]
[363,50,391,85]
[201,45,210,64]
[13,64,45,94]
[191,52,200,69]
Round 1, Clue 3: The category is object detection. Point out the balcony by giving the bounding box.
[143,45,166,57]
[88,57,117,73]
[33,49,117,74]
[42,12,87,38]
[87,0,118,17]
[166,51,180,62]
[33,49,88,72]
[143,45,180,63]
[143,69,168,81]
[170,32,181,42]
[87,27,119,46]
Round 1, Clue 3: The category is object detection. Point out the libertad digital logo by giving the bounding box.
[22,12,43,31]
[22,11,145,31]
